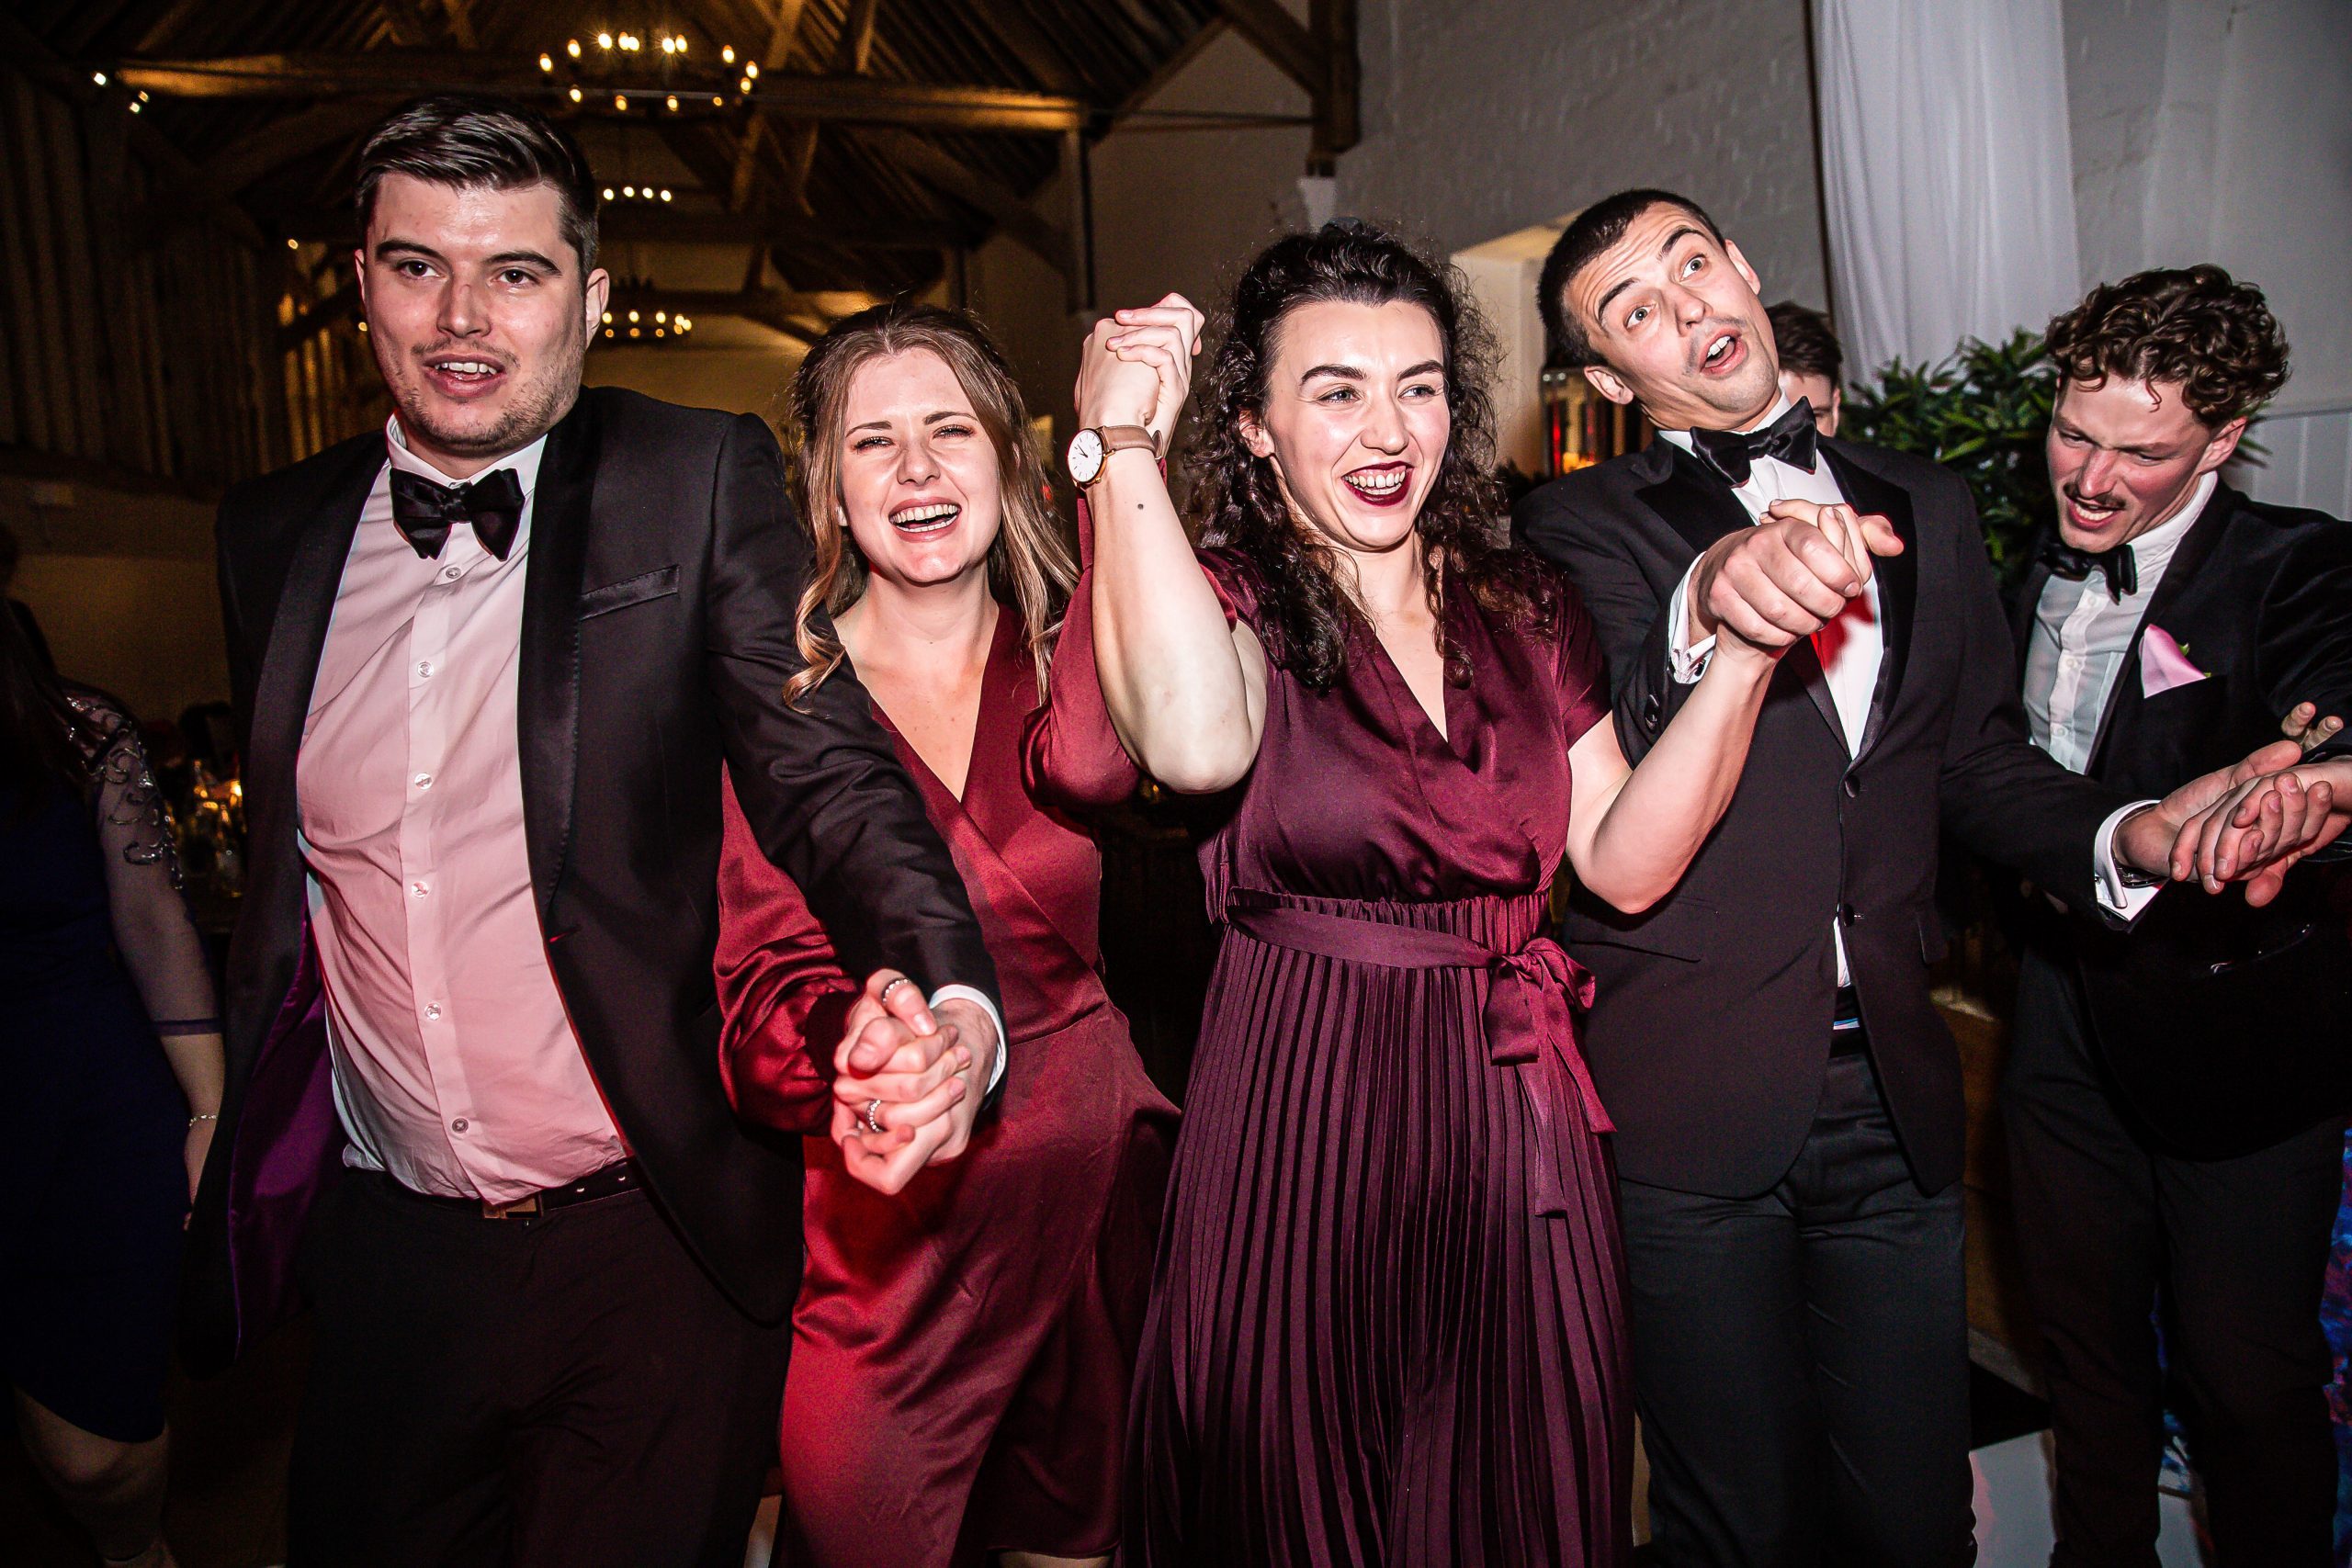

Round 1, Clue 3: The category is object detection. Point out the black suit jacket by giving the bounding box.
[2007,482,2352,1158]
[1514,437,2127,1197]
[185,388,998,1372]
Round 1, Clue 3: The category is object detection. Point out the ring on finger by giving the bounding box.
[862,1098,886,1135]
[877,976,914,1005]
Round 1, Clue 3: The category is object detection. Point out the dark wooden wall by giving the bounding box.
[0,67,368,496]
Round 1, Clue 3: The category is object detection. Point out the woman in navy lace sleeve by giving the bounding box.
[1,606,223,1568]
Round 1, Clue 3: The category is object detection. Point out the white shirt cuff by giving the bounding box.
[1665,559,1714,684]
[2093,799,2165,922]
[928,984,1007,1093]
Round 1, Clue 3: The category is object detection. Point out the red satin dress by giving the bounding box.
[714,601,1177,1566]
[1078,548,1636,1566]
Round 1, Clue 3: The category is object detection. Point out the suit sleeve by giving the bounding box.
[2257,521,2352,856]
[713,770,859,1135]
[700,412,1002,1022]
[1928,479,2130,908]
[1513,480,1685,763]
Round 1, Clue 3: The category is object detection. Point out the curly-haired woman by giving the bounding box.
[1059,224,1881,1564]
[712,301,1177,1568]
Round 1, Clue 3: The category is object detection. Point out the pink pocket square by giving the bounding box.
[2139,625,2210,696]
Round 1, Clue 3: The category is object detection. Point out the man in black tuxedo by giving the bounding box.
[2002,266,2352,1568]
[186,97,1004,1566]
[1512,190,2337,1565]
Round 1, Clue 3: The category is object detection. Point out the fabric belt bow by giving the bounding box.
[1225,898,1611,1217]
[389,467,526,561]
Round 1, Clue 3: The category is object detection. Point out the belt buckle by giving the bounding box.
[481,1193,543,1220]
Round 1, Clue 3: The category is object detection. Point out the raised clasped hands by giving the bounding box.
[2119,735,2351,908]
[828,969,1001,1196]
[1073,292,1205,459]
[1692,498,1906,662]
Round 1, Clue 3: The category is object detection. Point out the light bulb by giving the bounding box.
[92,71,107,85]
[602,186,615,199]
[569,86,583,102]
[596,31,613,49]
[654,310,667,323]
[567,39,582,57]
[659,187,673,200]
[614,94,628,111]
[628,310,639,322]
[721,45,736,63]
[538,53,553,72]
[666,95,678,112]
[744,62,758,79]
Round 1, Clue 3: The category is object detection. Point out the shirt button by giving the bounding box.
[416,660,433,679]
[424,1003,441,1021]
[451,1118,469,1134]
[413,772,434,790]
[441,566,461,581]
[411,880,429,897]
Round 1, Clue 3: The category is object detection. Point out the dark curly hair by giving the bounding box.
[2043,265,2290,426]
[1187,221,1556,690]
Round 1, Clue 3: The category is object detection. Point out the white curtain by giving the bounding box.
[1813,0,2083,382]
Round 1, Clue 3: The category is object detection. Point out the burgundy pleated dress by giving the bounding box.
[1104,549,1634,1567]
[713,601,1177,1566]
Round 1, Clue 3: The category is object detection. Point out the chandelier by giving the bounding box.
[536,22,762,117]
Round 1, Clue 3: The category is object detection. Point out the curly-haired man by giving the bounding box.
[2005,265,2352,1568]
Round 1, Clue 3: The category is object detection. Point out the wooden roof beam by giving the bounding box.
[729,0,810,214]
[104,52,1089,133]
[1216,0,1359,166]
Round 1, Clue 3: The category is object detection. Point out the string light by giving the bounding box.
[602,186,616,200]
[743,62,758,79]
[128,99,141,112]
[721,45,736,63]
[613,93,628,111]
[602,310,614,323]
[357,321,368,333]
[628,310,640,322]
[287,237,300,249]
[660,187,673,201]
[711,96,723,106]
[538,53,554,72]
[567,38,582,57]
[738,76,752,94]
[622,184,635,197]
[596,31,613,49]
[569,85,583,102]
[628,326,640,337]
[654,310,667,323]
[666,95,679,111]
[91,71,107,85]
[618,32,639,51]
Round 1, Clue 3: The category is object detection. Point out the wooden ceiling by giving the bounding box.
[9,0,1359,336]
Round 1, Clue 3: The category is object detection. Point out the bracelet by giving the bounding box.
[188,1111,220,1125]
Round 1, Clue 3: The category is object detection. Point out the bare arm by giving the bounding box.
[1078,296,1270,793]
[1564,638,1776,912]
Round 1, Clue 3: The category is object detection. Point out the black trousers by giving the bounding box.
[288,1168,791,1568]
[2003,947,2341,1568]
[1618,1048,1973,1568]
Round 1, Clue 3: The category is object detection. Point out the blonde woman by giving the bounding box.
[712,301,1176,1568]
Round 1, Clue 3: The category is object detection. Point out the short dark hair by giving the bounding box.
[1766,300,1842,386]
[1538,188,1724,369]
[2043,265,2289,426]
[356,95,601,276]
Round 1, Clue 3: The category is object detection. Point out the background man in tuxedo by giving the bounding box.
[2003,265,2352,1568]
[1512,189,2337,1566]
[1768,300,1844,437]
[187,96,1004,1566]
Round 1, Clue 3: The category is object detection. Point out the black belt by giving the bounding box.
[1830,985,1868,1056]
[382,1158,640,1220]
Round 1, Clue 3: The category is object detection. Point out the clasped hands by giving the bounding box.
[1690,498,2346,903]
[826,971,1001,1196]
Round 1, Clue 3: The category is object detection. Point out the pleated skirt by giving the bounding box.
[1124,891,1632,1567]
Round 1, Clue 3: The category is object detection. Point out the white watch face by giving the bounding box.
[1068,427,1105,486]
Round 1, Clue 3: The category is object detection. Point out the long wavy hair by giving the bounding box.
[784,301,1075,705]
[1188,221,1556,689]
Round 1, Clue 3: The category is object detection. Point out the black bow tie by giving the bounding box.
[2040,536,2138,601]
[389,467,525,561]
[1688,400,1819,488]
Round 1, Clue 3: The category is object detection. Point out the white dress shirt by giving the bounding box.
[2024,471,2214,773]
[1656,398,2155,973]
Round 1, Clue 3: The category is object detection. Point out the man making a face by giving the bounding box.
[1512,190,2339,1565]
[2004,265,2352,1568]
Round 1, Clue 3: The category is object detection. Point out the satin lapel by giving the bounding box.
[246,446,379,874]
[2011,529,2057,673]
[1824,447,1917,761]
[2086,482,2238,774]
[517,395,600,920]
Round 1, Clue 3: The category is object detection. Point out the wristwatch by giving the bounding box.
[1066,423,1156,487]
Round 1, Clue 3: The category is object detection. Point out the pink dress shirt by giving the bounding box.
[297,418,624,1203]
